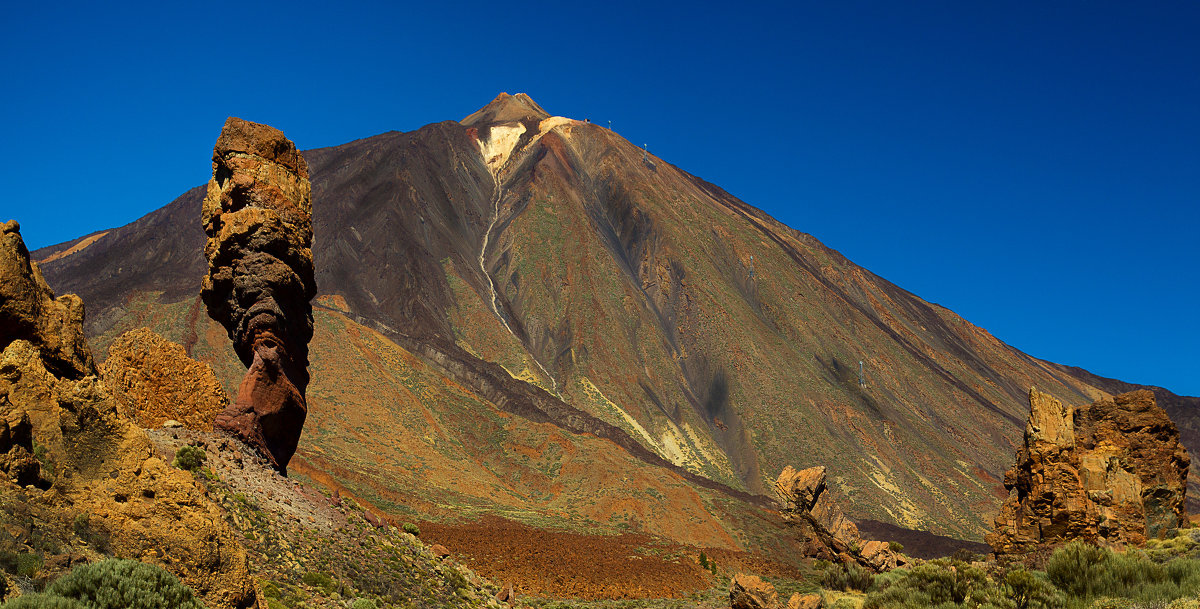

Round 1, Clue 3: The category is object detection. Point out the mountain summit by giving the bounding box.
[33,95,1200,547]
[461,92,552,127]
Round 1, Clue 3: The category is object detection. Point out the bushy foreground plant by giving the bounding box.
[822,562,875,592]
[863,558,1019,609]
[862,542,1200,609]
[1046,541,1200,606]
[0,558,204,609]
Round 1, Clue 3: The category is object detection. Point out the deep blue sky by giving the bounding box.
[2,1,1197,396]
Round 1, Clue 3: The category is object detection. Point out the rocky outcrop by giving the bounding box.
[775,465,903,571]
[987,388,1190,556]
[730,573,780,609]
[788,593,823,609]
[0,221,95,379]
[0,221,259,608]
[201,117,316,473]
[101,327,229,430]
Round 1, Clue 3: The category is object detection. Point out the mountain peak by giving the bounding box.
[461,92,551,127]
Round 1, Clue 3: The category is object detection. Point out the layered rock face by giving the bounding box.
[0,221,258,608]
[201,117,316,473]
[101,327,229,429]
[987,388,1190,556]
[775,465,903,571]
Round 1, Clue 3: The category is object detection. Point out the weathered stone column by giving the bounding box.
[202,117,315,473]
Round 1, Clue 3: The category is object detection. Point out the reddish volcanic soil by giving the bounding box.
[421,516,708,599]
[420,516,801,599]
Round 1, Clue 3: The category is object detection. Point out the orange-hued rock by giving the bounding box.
[0,222,258,608]
[202,117,315,473]
[788,593,823,609]
[101,327,228,429]
[0,220,95,379]
[987,388,1190,556]
[730,573,780,609]
[775,465,903,571]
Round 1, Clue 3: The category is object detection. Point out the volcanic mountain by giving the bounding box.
[33,93,1200,549]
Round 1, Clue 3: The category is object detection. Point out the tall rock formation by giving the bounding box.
[201,117,316,473]
[0,220,258,608]
[775,465,903,571]
[987,388,1190,556]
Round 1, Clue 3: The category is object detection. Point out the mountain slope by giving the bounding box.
[33,94,1185,539]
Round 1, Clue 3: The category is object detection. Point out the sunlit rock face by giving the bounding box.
[988,388,1190,556]
[201,117,316,473]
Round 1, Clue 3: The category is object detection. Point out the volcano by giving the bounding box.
[33,94,1200,555]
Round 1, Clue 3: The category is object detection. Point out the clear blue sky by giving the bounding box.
[2,1,1197,396]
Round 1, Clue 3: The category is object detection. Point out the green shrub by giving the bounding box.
[42,559,204,609]
[171,445,206,471]
[301,571,336,595]
[351,599,378,609]
[0,592,83,609]
[1,552,44,578]
[887,541,904,553]
[822,562,875,592]
[699,551,709,569]
[1047,541,1111,599]
[1045,541,1200,605]
[863,559,998,609]
[1003,568,1061,609]
[402,523,420,537]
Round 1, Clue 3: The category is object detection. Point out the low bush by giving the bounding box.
[1,593,82,609]
[301,571,337,595]
[1046,541,1200,607]
[402,523,420,537]
[863,559,1005,609]
[822,562,875,592]
[171,445,206,471]
[0,559,204,609]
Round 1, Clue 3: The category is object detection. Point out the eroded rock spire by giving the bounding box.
[202,117,315,473]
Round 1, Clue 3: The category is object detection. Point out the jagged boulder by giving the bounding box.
[775,465,903,571]
[987,388,1190,556]
[0,220,95,378]
[0,220,259,608]
[730,573,780,609]
[101,327,229,430]
[788,593,823,609]
[201,117,316,473]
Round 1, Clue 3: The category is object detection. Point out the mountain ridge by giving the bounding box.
[30,94,1195,540]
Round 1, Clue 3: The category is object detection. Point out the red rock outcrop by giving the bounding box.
[201,117,316,473]
[101,327,229,429]
[0,220,259,608]
[775,465,904,571]
[987,388,1190,556]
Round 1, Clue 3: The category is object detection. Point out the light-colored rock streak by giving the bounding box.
[476,127,559,397]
